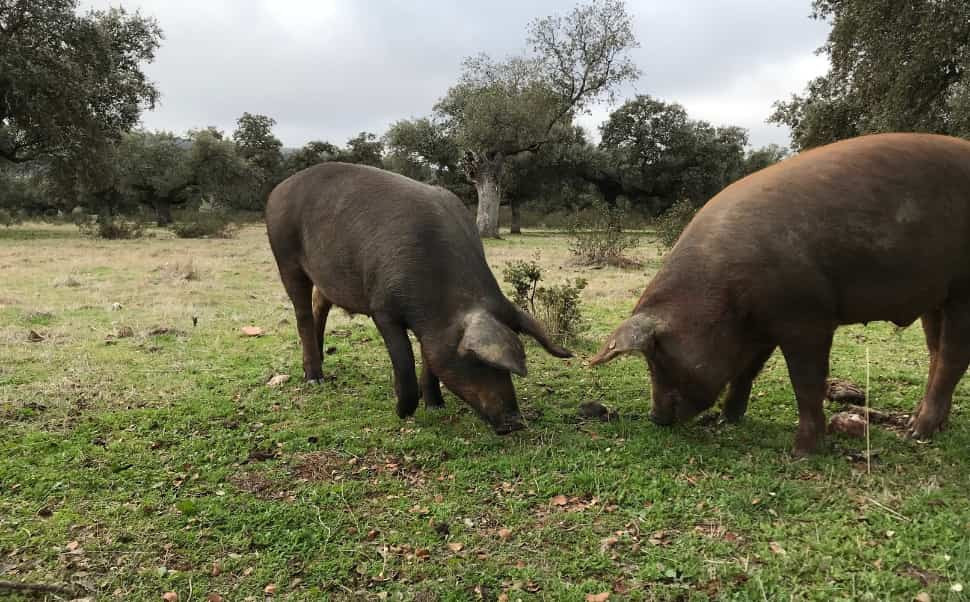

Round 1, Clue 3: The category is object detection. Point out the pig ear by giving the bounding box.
[589,313,659,366]
[459,310,528,376]
[512,307,572,358]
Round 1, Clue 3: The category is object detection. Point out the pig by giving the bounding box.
[265,162,570,434]
[590,133,970,455]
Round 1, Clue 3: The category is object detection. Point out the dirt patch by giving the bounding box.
[293,450,427,486]
[229,471,294,502]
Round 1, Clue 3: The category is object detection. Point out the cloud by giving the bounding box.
[81,0,829,149]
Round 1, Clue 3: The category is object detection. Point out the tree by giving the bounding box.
[599,95,751,214]
[117,131,194,225]
[0,1,162,165]
[340,132,384,167]
[743,144,789,175]
[283,140,340,177]
[436,0,639,237]
[189,127,257,209]
[770,0,970,150]
[232,113,283,208]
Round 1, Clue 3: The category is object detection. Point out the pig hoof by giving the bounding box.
[305,377,324,386]
[492,416,525,435]
[396,399,419,419]
[425,399,446,410]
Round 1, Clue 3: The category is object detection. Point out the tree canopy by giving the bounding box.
[0,1,162,165]
[770,0,970,150]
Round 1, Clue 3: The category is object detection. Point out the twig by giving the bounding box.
[864,497,912,522]
[0,580,82,597]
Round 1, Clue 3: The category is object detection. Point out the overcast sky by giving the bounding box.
[82,0,831,150]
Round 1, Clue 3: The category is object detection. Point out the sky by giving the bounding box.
[81,0,831,150]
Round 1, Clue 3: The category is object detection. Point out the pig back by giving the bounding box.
[266,162,501,321]
[673,134,970,327]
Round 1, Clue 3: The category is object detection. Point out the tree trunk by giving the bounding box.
[154,201,173,226]
[509,198,521,234]
[471,155,505,238]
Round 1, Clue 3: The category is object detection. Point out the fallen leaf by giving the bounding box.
[915,593,931,602]
[241,326,264,337]
[211,562,221,576]
[550,495,568,506]
[410,504,430,516]
[266,374,290,387]
[264,583,277,596]
[242,567,254,577]
[497,528,512,540]
[162,593,178,602]
[366,529,380,541]
[600,536,619,552]
[498,594,509,602]
[586,593,610,602]
[66,540,81,551]
[207,595,223,602]
[447,542,464,553]
[415,548,430,560]
[769,542,787,556]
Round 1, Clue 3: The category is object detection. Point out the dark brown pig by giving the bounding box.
[590,133,970,455]
[266,162,570,434]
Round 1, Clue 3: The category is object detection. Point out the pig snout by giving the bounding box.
[490,412,526,435]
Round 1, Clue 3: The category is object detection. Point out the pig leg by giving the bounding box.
[909,309,942,429]
[373,314,421,419]
[910,303,970,439]
[780,333,832,456]
[279,267,324,383]
[312,286,332,358]
[721,346,774,423]
[420,346,445,409]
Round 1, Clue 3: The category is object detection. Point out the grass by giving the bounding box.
[1,223,968,601]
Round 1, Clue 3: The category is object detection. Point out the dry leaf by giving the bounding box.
[266,374,290,387]
[66,540,81,551]
[415,548,430,560]
[550,495,568,506]
[586,593,610,602]
[498,594,509,602]
[211,561,221,576]
[769,542,787,556]
[241,326,264,337]
[915,593,931,602]
[264,583,277,596]
[207,595,223,602]
[600,536,619,552]
[447,542,464,553]
[162,593,178,602]
[497,528,512,540]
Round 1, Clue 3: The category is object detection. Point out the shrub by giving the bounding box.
[0,208,20,227]
[79,215,145,239]
[533,278,588,344]
[502,256,587,345]
[655,199,697,250]
[567,202,640,267]
[502,256,543,311]
[168,210,238,239]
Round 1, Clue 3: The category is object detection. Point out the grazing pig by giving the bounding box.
[266,162,570,434]
[590,133,970,455]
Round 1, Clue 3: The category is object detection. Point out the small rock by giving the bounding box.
[829,412,867,438]
[241,326,264,337]
[26,330,45,342]
[162,593,178,602]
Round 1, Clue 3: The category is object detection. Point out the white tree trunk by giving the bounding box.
[474,160,503,238]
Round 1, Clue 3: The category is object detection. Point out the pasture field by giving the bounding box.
[1,223,968,601]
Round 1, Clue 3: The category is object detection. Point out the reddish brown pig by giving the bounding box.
[591,133,970,455]
[266,162,570,434]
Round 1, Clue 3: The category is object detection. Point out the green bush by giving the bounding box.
[502,256,543,311]
[168,210,238,239]
[502,256,587,345]
[79,215,145,239]
[567,202,641,267]
[655,199,697,250]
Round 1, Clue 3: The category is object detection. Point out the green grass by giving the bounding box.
[1,224,968,601]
